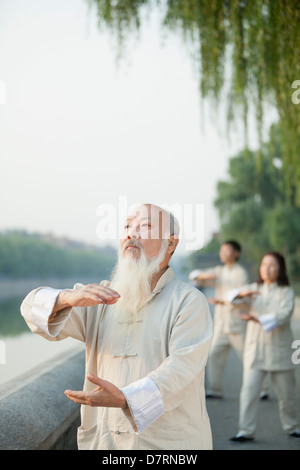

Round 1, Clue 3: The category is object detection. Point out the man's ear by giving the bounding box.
[167,235,179,255]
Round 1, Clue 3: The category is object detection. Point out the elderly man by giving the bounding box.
[20,203,213,450]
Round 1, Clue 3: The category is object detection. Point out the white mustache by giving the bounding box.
[122,240,142,253]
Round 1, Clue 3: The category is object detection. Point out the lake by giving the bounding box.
[0,278,94,387]
[0,293,83,386]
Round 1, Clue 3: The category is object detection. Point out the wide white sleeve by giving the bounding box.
[249,286,295,329]
[227,283,258,308]
[258,313,277,332]
[227,288,243,303]
[188,266,219,284]
[188,269,202,281]
[26,287,64,336]
[20,285,87,342]
[273,287,295,326]
[121,377,164,433]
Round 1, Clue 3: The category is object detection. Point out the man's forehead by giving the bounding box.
[126,204,168,222]
[123,203,179,239]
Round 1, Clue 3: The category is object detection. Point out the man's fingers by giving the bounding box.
[87,284,120,297]
[64,389,99,407]
[87,373,103,387]
[65,376,127,409]
[85,285,120,304]
[62,284,121,308]
[86,293,119,305]
[64,385,103,407]
[72,285,121,306]
[86,374,112,390]
[64,389,88,405]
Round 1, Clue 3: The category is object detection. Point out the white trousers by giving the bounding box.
[206,332,244,396]
[239,368,298,437]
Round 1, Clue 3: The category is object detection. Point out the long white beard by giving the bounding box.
[110,240,169,316]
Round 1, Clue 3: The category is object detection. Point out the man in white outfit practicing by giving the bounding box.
[189,241,249,398]
[21,203,213,450]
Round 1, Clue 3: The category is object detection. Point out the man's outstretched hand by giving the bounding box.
[53,284,120,313]
[64,373,128,409]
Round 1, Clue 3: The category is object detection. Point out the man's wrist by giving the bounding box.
[53,290,71,313]
[120,393,129,410]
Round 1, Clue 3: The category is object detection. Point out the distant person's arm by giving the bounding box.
[207,267,250,308]
[249,286,295,332]
[188,268,217,282]
[208,298,225,305]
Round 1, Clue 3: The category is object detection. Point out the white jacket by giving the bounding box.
[20,267,213,450]
[234,282,295,371]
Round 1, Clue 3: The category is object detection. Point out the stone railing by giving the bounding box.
[0,349,84,450]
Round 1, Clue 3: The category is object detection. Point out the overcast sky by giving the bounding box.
[0,0,272,255]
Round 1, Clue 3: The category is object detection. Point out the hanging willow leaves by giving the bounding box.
[87,0,300,204]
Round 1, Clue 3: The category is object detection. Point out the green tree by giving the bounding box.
[88,0,300,203]
[213,142,300,280]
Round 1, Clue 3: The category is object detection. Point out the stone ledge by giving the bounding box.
[0,350,85,450]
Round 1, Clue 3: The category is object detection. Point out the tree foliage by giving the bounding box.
[88,0,300,203]
[214,126,300,280]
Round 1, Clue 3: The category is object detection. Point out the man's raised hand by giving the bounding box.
[53,284,120,313]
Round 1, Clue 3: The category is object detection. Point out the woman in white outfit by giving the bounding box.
[230,251,300,442]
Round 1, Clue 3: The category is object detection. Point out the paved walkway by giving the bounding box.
[206,314,300,450]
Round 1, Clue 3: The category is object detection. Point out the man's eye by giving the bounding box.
[141,223,151,228]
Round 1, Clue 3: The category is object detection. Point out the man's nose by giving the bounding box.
[126,225,141,239]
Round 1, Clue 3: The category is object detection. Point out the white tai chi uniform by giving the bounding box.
[21,267,213,450]
[233,282,298,437]
[191,263,249,396]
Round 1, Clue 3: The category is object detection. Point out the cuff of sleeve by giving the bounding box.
[259,313,277,332]
[227,288,242,303]
[188,269,202,281]
[31,287,64,335]
[121,377,164,433]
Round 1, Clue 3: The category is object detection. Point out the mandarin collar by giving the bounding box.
[262,281,278,290]
[152,266,175,294]
[224,262,240,270]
